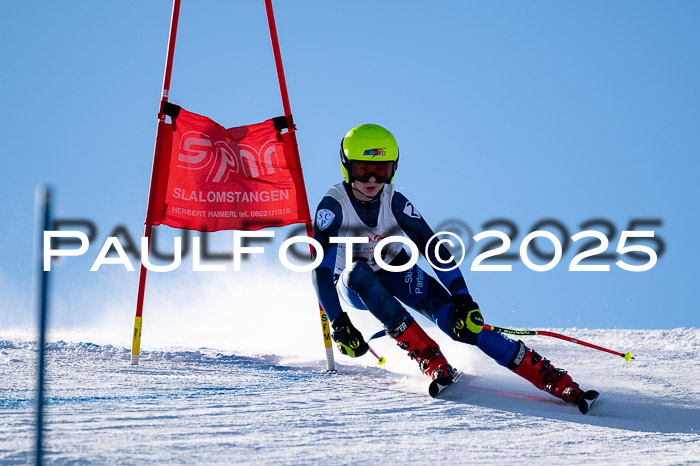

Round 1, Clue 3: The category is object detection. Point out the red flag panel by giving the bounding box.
[149,106,311,232]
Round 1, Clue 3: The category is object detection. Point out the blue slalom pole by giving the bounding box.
[35,185,52,466]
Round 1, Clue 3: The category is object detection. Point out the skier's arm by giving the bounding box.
[392,191,483,342]
[313,246,368,356]
[311,197,344,322]
[391,191,469,296]
[311,197,369,357]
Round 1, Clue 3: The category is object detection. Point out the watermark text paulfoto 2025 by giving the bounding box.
[43,217,664,273]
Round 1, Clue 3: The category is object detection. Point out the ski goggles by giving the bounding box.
[348,160,395,183]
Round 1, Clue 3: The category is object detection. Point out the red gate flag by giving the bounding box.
[147,103,311,232]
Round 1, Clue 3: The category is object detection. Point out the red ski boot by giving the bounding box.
[509,341,584,403]
[388,318,455,380]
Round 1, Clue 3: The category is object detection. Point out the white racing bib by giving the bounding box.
[324,182,404,275]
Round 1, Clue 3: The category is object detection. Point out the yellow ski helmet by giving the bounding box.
[339,124,399,183]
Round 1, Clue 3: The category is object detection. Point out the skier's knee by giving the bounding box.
[347,260,376,290]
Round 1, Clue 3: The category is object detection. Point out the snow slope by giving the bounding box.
[1,328,698,464]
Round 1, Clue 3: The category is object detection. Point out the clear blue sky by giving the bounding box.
[1,1,698,331]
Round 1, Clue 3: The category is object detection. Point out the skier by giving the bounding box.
[311,124,595,410]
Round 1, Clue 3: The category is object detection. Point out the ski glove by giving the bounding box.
[452,294,484,344]
[331,312,369,358]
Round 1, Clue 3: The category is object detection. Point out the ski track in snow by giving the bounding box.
[1,329,699,465]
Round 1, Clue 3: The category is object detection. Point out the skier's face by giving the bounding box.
[352,177,384,200]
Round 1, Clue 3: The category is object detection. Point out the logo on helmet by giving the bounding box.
[363,148,386,157]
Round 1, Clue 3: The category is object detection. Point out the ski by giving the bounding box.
[428,370,463,398]
[429,372,600,415]
[577,390,600,414]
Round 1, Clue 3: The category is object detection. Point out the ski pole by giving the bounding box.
[483,324,634,361]
[367,344,386,366]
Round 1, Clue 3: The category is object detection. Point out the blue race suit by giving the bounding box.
[311,182,519,367]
